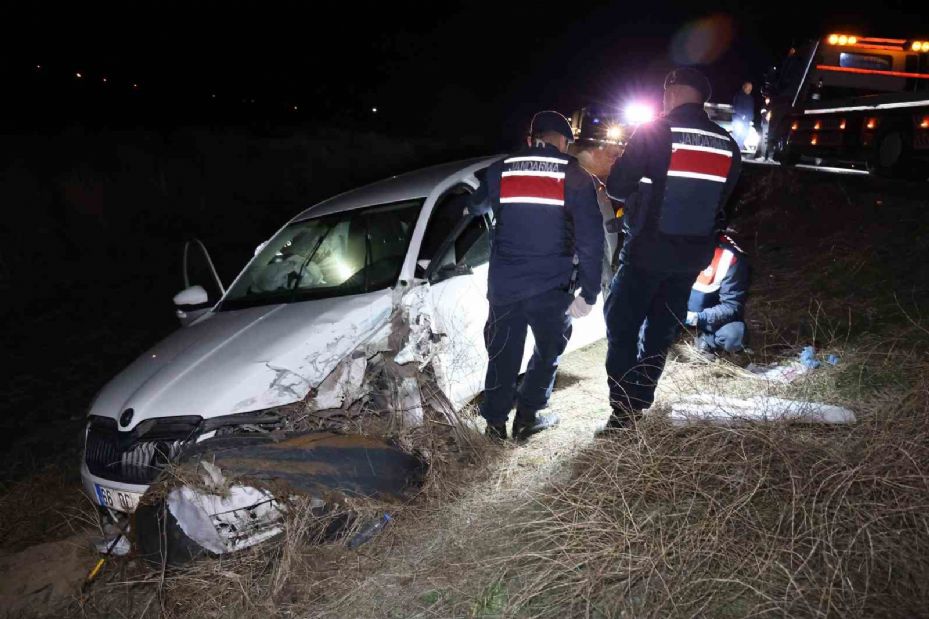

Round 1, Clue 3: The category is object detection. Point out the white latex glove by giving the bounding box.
[567,296,593,319]
[685,311,699,327]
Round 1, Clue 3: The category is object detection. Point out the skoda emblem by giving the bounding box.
[120,408,135,428]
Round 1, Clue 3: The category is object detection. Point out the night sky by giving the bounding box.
[2,1,927,141]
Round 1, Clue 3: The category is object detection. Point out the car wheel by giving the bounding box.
[778,149,800,167]
[868,129,910,178]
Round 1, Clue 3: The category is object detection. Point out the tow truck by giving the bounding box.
[766,34,929,178]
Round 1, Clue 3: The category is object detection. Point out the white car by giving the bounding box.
[81,157,609,517]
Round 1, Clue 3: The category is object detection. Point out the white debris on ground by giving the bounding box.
[745,361,815,383]
[94,533,131,556]
[662,394,856,426]
[165,462,284,554]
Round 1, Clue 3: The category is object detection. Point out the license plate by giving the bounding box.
[94,484,142,512]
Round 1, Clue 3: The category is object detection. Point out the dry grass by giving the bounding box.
[507,369,929,618]
[0,467,99,553]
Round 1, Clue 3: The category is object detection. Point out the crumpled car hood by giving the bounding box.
[90,290,394,431]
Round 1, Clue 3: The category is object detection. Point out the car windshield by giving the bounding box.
[218,199,423,311]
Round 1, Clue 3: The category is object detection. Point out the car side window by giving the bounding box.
[455,216,491,267]
[427,215,491,283]
[418,185,471,264]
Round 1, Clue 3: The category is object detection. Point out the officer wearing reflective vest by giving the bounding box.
[468,111,604,441]
[602,68,742,431]
[686,234,750,353]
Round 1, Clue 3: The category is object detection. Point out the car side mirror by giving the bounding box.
[432,263,473,283]
[173,285,209,306]
[173,286,211,327]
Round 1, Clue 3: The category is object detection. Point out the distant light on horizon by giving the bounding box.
[75,72,83,79]
[371,106,378,113]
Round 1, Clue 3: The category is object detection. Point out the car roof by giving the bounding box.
[293,156,499,222]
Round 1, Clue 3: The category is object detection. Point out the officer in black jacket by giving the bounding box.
[602,68,742,431]
[469,111,604,441]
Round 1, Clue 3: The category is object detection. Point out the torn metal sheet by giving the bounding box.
[312,354,368,411]
[395,376,425,427]
[663,395,857,426]
[304,282,448,428]
[166,485,283,555]
[91,289,395,431]
[393,284,442,369]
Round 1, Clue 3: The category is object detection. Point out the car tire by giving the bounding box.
[778,149,800,167]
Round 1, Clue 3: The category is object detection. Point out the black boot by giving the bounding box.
[485,422,507,441]
[512,408,560,442]
[594,407,639,438]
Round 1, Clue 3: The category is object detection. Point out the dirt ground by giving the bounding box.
[0,531,98,619]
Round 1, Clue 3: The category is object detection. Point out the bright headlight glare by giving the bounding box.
[624,102,655,125]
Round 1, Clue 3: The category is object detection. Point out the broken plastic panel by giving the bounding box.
[134,432,425,565]
[663,395,856,426]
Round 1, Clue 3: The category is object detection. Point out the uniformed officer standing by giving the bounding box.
[602,68,742,431]
[469,111,604,441]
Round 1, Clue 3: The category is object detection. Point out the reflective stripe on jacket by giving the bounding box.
[605,103,742,273]
[687,235,750,331]
[469,144,604,306]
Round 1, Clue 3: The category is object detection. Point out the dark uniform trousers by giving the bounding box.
[604,263,696,411]
[481,288,574,424]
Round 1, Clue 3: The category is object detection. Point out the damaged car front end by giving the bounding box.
[80,156,609,558]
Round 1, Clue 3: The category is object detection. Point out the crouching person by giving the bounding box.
[686,234,750,353]
[469,111,604,441]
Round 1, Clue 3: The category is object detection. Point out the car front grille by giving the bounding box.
[84,416,201,485]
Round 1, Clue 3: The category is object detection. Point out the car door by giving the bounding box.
[414,184,492,410]
[402,159,611,410]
